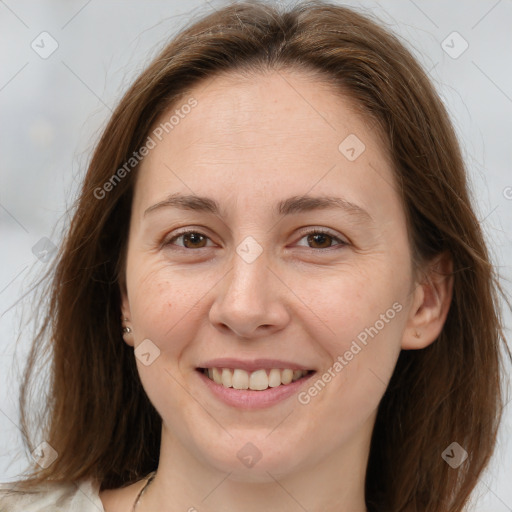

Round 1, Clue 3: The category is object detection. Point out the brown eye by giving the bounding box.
[297,229,348,250]
[306,233,334,249]
[165,231,211,249]
[164,228,347,251]
[182,232,208,248]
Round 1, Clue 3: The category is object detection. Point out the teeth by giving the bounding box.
[221,368,231,387]
[249,369,268,390]
[292,369,303,382]
[232,369,249,389]
[281,369,293,384]
[203,367,310,390]
[268,368,282,387]
[212,368,221,384]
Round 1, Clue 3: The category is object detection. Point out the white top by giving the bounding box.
[0,479,105,511]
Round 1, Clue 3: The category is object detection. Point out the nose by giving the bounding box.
[208,247,291,339]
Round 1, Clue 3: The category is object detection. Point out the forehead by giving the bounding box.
[133,69,398,221]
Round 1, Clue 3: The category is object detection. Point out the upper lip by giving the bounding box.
[197,358,315,373]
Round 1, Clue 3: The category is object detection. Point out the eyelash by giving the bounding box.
[163,228,348,251]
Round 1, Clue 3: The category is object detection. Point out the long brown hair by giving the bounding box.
[4,2,510,511]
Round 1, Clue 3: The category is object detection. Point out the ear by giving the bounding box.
[120,284,134,348]
[402,251,454,350]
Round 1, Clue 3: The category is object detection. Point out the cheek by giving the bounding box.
[303,292,405,437]
[316,261,406,338]
[310,263,408,393]
[127,266,203,411]
[127,260,204,353]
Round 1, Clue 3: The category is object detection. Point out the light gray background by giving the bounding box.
[1,0,511,510]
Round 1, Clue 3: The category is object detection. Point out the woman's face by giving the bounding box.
[121,69,423,480]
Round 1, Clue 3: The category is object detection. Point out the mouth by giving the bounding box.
[196,367,316,391]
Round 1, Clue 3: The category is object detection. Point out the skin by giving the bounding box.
[99,69,453,512]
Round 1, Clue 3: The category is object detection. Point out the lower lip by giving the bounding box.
[196,369,316,410]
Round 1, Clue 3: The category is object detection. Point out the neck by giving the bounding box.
[138,422,372,512]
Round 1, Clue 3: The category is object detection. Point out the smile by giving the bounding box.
[198,367,314,391]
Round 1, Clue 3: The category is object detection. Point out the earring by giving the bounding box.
[121,316,132,335]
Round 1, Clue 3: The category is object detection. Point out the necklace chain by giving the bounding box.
[131,471,157,512]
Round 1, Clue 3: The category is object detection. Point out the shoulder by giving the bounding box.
[0,478,104,512]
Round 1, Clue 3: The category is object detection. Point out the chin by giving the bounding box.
[191,435,314,482]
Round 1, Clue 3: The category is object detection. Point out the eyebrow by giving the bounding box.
[143,193,373,222]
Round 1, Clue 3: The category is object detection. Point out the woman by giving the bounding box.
[0,1,509,511]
